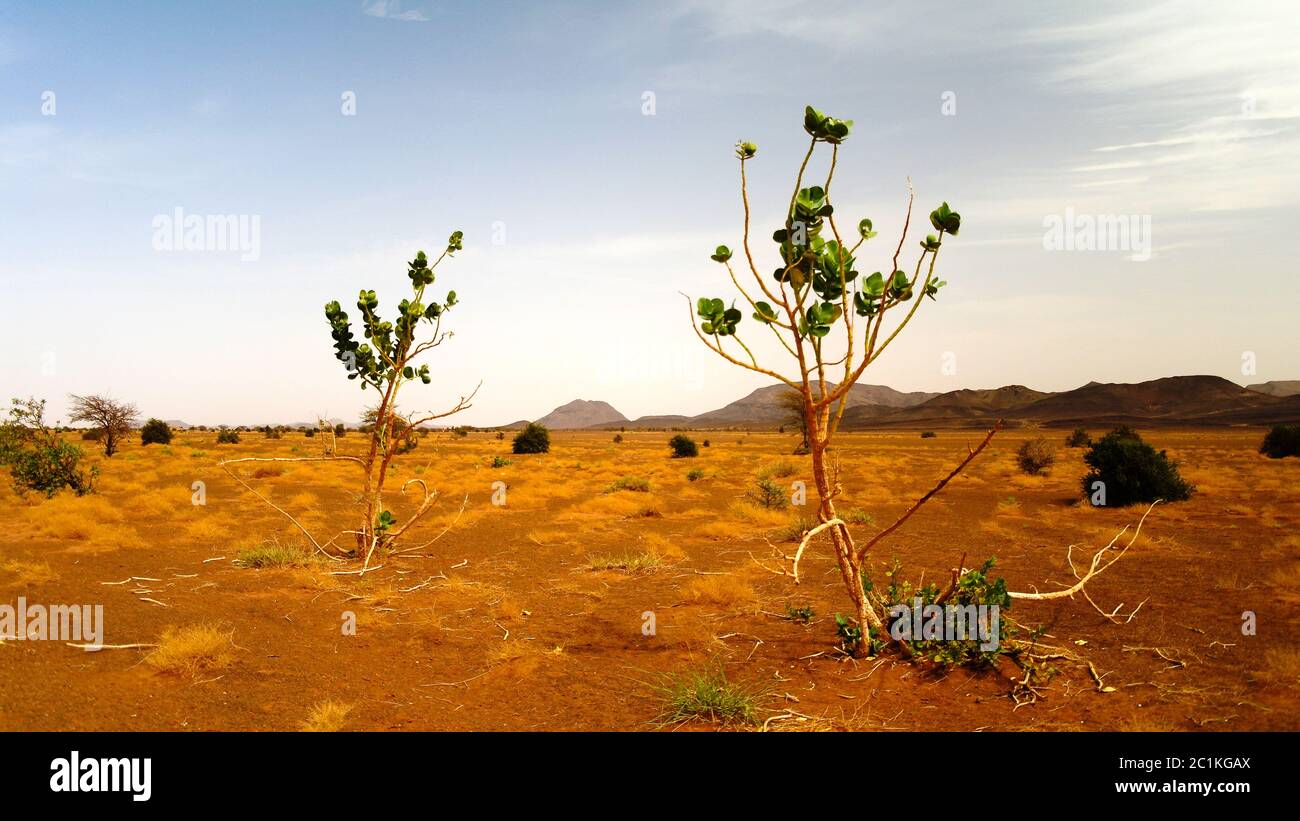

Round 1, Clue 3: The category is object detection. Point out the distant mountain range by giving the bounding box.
[501,376,1300,430]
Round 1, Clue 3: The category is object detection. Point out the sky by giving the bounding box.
[1,0,1297,426]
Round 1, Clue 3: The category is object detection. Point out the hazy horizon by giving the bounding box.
[4,1,1298,427]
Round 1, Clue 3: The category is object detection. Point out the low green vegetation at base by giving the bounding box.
[653,662,764,727]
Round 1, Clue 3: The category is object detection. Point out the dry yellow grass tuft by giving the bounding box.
[145,624,236,677]
[684,574,757,609]
[301,699,353,732]
[0,559,58,586]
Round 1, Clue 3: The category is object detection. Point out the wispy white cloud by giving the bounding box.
[362,1,429,23]
[1030,1,1300,213]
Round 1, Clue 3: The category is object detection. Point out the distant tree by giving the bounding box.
[140,418,172,446]
[513,422,550,454]
[778,389,810,454]
[1065,427,1090,448]
[216,430,240,444]
[334,423,346,438]
[1259,424,1300,459]
[0,397,97,497]
[67,394,138,457]
[1082,427,1193,506]
[1016,437,1055,475]
[361,404,418,455]
[668,434,698,458]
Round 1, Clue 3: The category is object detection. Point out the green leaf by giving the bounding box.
[710,245,733,263]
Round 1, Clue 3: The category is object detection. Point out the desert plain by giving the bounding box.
[0,426,1296,731]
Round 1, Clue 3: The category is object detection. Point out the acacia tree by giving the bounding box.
[777,389,809,454]
[221,232,477,570]
[68,394,138,456]
[688,107,1149,662]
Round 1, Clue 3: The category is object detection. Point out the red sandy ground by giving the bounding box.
[0,428,1295,731]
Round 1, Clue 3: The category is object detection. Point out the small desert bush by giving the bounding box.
[145,624,235,677]
[686,468,705,482]
[653,662,764,727]
[1260,424,1300,459]
[513,422,550,454]
[1016,437,1056,476]
[1065,427,1090,448]
[81,428,103,442]
[301,700,353,732]
[772,515,817,542]
[491,456,513,468]
[237,540,311,568]
[747,477,788,510]
[585,550,663,574]
[785,604,815,623]
[1082,427,1194,506]
[605,476,650,493]
[140,418,172,445]
[841,507,874,526]
[216,429,240,444]
[920,431,937,439]
[668,434,698,458]
[613,433,623,443]
[758,460,796,479]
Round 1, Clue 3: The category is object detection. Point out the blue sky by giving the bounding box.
[2,0,1297,426]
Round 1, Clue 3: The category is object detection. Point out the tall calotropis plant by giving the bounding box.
[324,231,477,563]
[687,106,961,655]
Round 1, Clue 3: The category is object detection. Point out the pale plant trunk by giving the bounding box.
[808,403,884,657]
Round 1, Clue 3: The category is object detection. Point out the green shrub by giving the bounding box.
[0,397,97,497]
[1016,437,1055,476]
[785,604,815,623]
[653,662,764,727]
[841,507,874,526]
[748,477,788,509]
[216,430,240,444]
[491,455,513,468]
[334,423,346,438]
[613,433,623,443]
[668,434,698,458]
[605,476,650,493]
[140,418,173,446]
[512,422,550,454]
[758,460,796,479]
[686,469,705,482]
[1082,427,1194,506]
[1259,424,1300,459]
[304,428,315,438]
[1065,427,1090,448]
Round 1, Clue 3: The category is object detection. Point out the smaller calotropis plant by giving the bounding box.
[323,231,476,564]
[688,105,961,654]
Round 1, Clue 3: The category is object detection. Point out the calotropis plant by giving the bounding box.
[322,231,477,565]
[686,105,962,655]
[220,231,477,572]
